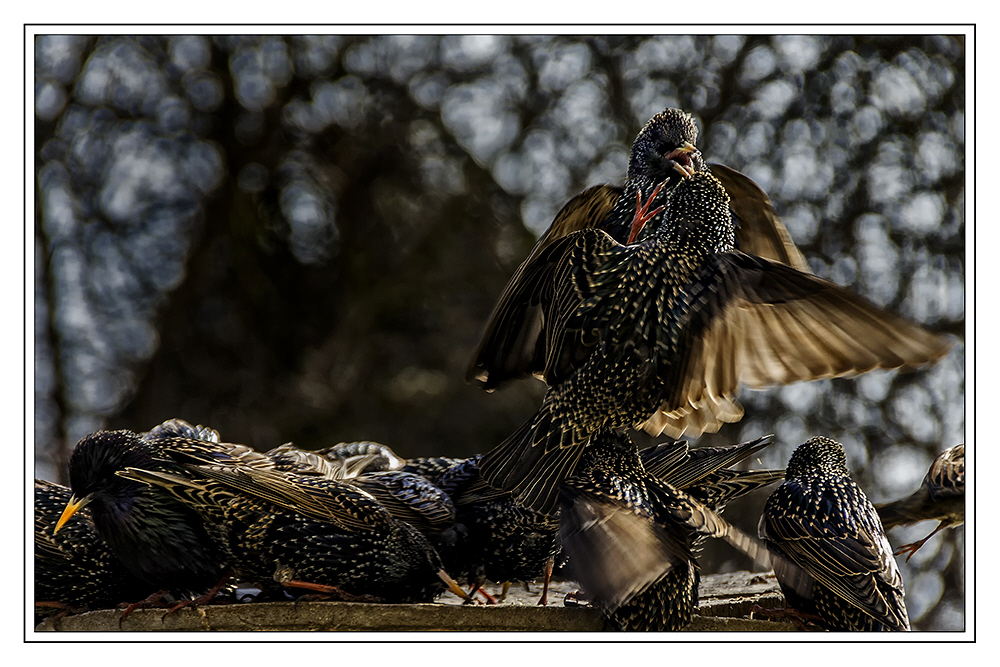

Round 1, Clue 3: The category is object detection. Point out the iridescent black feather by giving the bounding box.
[480,170,951,514]
[760,437,910,631]
[59,427,231,596]
[35,479,146,616]
[434,456,561,590]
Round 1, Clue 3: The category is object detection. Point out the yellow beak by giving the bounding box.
[54,493,91,534]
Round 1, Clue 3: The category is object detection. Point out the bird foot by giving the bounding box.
[893,539,927,562]
[466,582,495,605]
[563,590,592,607]
[893,525,944,562]
[537,557,554,606]
[438,569,477,604]
[159,570,235,620]
[282,579,380,603]
[626,181,668,244]
[118,589,172,628]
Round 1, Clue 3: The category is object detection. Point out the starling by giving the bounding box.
[876,443,965,561]
[205,466,464,603]
[434,456,561,601]
[479,171,952,514]
[614,438,784,631]
[55,428,232,598]
[123,443,466,604]
[560,432,781,631]
[759,436,910,631]
[559,430,738,630]
[468,108,809,392]
[34,479,146,618]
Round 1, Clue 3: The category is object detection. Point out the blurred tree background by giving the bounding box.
[33,34,965,631]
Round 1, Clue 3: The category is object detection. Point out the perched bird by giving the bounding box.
[560,433,781,631]
[121,441,467,604]
[468,107,809,393]
[876,443,965,561]
[34,479,146,618]
[434,455,562,602]
[613,438,784,631]
[759,437,910,631]
[54,428,232,600]
[479,171,952,514]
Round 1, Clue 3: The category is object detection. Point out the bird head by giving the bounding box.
[785,437,851,479]
[55,430,155,533]
[627,108,706,185]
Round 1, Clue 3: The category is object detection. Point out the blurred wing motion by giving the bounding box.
[640,251,954,437]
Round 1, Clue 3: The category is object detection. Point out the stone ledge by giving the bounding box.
[35,571,799,632]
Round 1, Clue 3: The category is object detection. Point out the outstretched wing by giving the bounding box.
[708,162,811,272]
[642,251,953,437]
[467,185,620,389]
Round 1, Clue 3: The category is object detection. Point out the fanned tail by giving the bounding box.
[479,402,588,515]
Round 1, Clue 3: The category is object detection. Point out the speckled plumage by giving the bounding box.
[57,427,231,597]
[347,470,457,537]
[479,170,952,514]
[119,431,453,602]
[35,479,146,616]
[468,108,814,399]
[194,465,452,602]
[402,456,466,485]
[560,432,780,631]
[876,443,964,560]
[433,455,561,591]
[760,437,910,631]
[468,109,702,393]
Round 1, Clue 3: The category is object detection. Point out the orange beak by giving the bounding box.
[54,493,91,534]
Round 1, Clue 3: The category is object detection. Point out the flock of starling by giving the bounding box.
[35,107,963,632]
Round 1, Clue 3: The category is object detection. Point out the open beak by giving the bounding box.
[54,493,92,534]
[666,142,700,177]
[670,141,699,156]
[672,162,695,178]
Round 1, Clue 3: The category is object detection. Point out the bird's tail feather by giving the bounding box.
[479,403,587,515]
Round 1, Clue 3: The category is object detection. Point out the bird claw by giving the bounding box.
[35,600,88,624]
[627,181,668,244]
[466,582,495,605]
[280,577,383,603]
[893,540,925,562]
[117,589,171,628]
